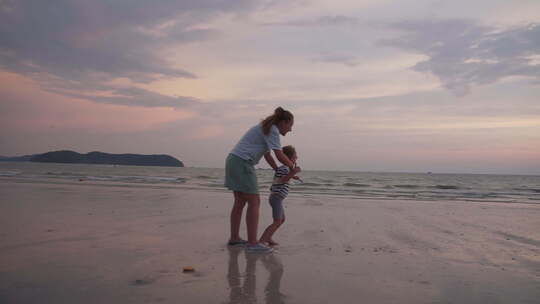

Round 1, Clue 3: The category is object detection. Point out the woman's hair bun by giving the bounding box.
[261,106,293,135]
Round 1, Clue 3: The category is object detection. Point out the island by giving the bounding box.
[1,150,184,167]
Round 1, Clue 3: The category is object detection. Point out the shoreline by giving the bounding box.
[2,160,540,177]
[1,180,539,303]
[2,176,538,206]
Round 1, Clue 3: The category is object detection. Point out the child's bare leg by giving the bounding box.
[267,217,284,245]
[259,218,283,245]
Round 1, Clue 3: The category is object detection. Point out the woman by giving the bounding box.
[225,107,295,253]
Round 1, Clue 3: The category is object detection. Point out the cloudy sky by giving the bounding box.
[1,0,539,174]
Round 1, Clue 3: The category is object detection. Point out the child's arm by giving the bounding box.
[275,166,301,184]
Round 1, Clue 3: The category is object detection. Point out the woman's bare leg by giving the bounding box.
[245,193,261,245]
[230,191,247,241]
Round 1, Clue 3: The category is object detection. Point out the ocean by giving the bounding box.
[1,162,539,204]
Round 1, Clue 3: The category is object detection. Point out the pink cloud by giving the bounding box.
[0,72,194,134]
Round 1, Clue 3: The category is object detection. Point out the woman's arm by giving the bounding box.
[263,151,278,170]
[273,149,295,169]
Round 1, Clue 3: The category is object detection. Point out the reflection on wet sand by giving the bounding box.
[226,247,285,304]
[262,252,285,304]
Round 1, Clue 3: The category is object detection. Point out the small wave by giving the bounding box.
[433,185,460,190]
[143,176,187,184]
[300,182,334,187]
[84,176,113,181]
[79,175,188,184]
[46,171,79,176]
[513,188,540,193]
[0,171,21,176]
[370,178,390,182]
[458,192,497,198]
[343,183,370,188]
[293,186,333,192]
[204,183,225,188]
[393,184,421,189]
[196,175,213,179]
[314,178,334,183]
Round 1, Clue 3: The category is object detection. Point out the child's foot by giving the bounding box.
[246,243,274,253]
[267,239,279,246]
[258,239,278,247]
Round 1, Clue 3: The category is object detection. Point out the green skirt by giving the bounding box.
[224,153,258,194]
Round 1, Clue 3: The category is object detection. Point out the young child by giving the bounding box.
[259,145,301,246]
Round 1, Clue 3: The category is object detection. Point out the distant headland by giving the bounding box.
[0,150,184,167]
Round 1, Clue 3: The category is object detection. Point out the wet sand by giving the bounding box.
[1,179,539,303]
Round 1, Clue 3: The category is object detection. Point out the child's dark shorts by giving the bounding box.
[269,193,285,220]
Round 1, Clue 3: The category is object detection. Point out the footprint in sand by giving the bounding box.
[130,278,155,286]
[304,199,323,206]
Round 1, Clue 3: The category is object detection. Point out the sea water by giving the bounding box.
[1,162,539,204]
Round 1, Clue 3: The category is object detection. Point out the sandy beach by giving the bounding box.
[1,179,539,303]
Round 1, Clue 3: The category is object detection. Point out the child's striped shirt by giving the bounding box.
[270,166,290,198]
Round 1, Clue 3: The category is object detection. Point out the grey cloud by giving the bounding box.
[379,20,540,96]
[0,0,260,107]
[314,52,360,67]
[1,1,202,79]
[263,15,359,27]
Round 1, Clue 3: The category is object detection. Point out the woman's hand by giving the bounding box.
[263,151,278,170]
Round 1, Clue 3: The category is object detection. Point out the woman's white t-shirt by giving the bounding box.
[230,124,281,165]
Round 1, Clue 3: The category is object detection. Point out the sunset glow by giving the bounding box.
[1,0,539,174]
